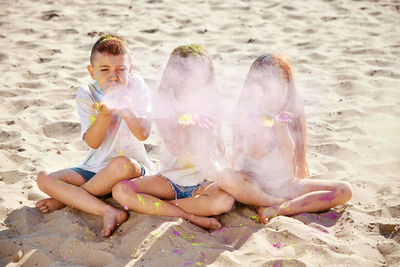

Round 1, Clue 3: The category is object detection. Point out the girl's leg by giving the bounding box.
[36,169,127,237]
[258,179,352,223]
[112,176,222,230]
[167,182,235,216]
[209,169,288,207]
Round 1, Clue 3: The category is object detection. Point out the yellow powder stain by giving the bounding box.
[89,115,96,126]
[137,195,145,206]
[261,115,274,127]
[178,113,195,125]
[251,215,260,222]
[154,201,161,211]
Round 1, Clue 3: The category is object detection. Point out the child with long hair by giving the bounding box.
[213,53,352,223]
[112,44,233,230]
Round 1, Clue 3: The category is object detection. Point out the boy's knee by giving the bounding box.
[210,191,235,216]
[37,171,50,191]
[108,156,137,177]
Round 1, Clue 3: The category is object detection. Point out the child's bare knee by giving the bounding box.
[211,192,235,215]
[111,182,125,201]
[211,169,232,188]
[112,180,133,202]
[37,171,50,191]
[338,181,352,202]
[108,156,135,176]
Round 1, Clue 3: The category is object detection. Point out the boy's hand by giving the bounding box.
[114,96,135,118]
[92,102,113,117]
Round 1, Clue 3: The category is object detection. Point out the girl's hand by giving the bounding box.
[194,113,216,129]
[177,113,196,126]
[275,112,294,124]
[260,115,275,128]
[177,113,216,129]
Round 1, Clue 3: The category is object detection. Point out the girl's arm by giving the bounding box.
[156,118,188,156]
[242,113,276,159]
[274,113,295,165]
[232,125,244,168]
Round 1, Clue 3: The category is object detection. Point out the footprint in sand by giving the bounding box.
[0,240,18,261]
[366,69,400,79]
[15,40,40,49]
[10,99,49,113]
[0,130,20,143]
[0,52,8,62]
[378,223,399,241]
[41,10,60,21]
[36,49,62,64]
[0,91,18,97]
[0,170,27,184]
[17,82,43,89]
[42,121,80,139]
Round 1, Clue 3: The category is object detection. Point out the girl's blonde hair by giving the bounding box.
[239,53,309,178]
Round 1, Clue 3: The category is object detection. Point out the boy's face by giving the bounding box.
[87,52,132,92]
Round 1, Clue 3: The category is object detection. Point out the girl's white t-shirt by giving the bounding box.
[153,91,226,186]
[75,74,153,173]
[236,144,293,189]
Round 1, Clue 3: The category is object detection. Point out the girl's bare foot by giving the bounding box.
[36,198,66,213]
[102,207,128,237]
[257,206,278,224]
[186,214,222,230]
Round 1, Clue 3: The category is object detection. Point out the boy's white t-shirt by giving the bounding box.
[75,73,153,173]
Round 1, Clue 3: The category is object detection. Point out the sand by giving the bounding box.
[1,0,400,266]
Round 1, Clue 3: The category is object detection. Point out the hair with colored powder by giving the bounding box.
[158,44,217,96]
[90,34,129,65]
[237,53,309,178]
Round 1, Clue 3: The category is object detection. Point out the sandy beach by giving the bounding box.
[0,0,399,266]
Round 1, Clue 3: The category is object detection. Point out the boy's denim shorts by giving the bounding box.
[70,164,146,182]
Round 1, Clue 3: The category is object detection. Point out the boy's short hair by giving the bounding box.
[90,34,129,65]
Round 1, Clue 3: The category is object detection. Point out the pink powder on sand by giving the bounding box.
[173,230,181,236]
[272,243,281,248]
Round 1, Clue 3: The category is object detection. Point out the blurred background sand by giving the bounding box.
[0,0,399,266]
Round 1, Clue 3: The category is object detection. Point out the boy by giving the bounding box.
[36,34,152,237]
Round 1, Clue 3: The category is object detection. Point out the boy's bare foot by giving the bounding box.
[101,207,128,237]
[257,206,278,224]
[36,198,66,213]
[186,214,222,230]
